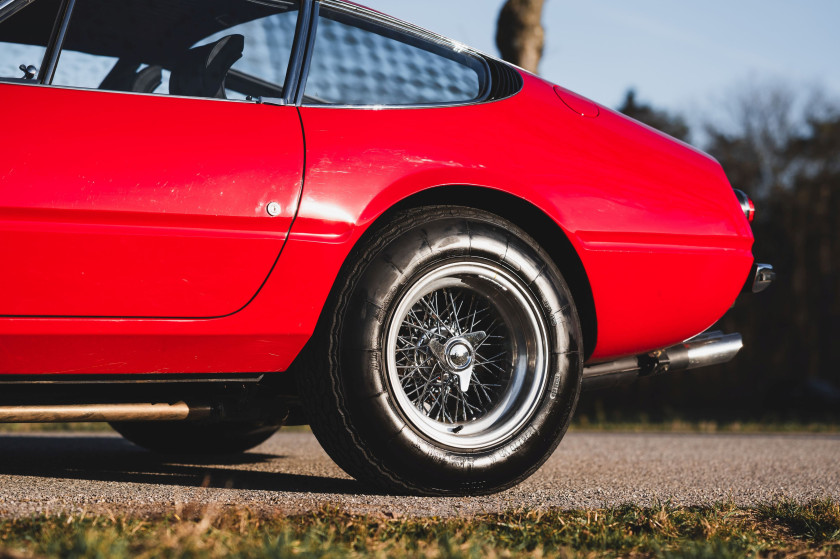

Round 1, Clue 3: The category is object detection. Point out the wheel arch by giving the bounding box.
[366,185,597,361]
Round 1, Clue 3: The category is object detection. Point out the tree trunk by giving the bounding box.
[496,0,546,74]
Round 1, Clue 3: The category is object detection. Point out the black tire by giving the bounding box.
[295,206,583,495]
[110,420,281,455]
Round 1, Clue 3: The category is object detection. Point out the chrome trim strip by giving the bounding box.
[293,0,319,105]
[0,401,212,422]
[752,263,776,293]
[0,80,277,102]
[38,0,75,84]
[0,0,33,25]
[733,189,753,221]
[281,0,313,105]
[298,95,517,111]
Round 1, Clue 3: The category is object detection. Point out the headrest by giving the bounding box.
[132,65,163,93]
[169,34,244,99]
[99,60,162,93]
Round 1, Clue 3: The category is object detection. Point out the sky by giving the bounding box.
[361,0,840,124]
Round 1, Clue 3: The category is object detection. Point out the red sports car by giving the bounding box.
[0,0,772,494]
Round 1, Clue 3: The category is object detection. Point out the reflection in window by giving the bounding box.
[0,0,58,81]
[0,43,46,79]
[53,51,119,89]
[49,0,299,100]
[194,10,298,100]
[305,12,485,106]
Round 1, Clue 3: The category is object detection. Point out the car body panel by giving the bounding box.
[293,73,753,360]
[0,0,754,375]
[0,84,304,318]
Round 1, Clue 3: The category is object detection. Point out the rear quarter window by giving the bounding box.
[303,6,489,107]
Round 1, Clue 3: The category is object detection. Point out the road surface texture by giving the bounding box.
[0,430,836,518]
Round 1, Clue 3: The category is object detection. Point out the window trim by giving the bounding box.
[292,0,318,105]
[0,0,66,84]
[39,0,74,83]
[0,0,35,25]
[10,0,310,103]
[2,0,521,108]
[298,0,493,109]
[279,0,313,105]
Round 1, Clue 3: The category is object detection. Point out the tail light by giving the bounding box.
[734,189,755,223]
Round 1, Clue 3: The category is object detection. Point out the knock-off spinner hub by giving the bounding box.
[427,331,486,393]
[445,339,473,370]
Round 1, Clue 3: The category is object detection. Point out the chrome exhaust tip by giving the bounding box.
[582,330,743,392]
[650,331,743,372]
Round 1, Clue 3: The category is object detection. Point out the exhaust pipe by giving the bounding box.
[582,331,743,392]
[0,401,213,423]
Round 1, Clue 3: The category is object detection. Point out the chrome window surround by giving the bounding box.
[1,0,523,109]
[299,0,497,109]
[0,0,66,84]
[0,0,35,23]
[38,0,74,83]
[4,0,309,103]
[278,0,312,105]
[291,0,318,104]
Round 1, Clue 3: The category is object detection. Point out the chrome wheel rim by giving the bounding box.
[385,261,549,450]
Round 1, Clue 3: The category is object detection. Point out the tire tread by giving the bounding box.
[294,206,581,495]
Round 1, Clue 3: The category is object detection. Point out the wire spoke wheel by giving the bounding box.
[386,261,549,450]
[297,207,582,495]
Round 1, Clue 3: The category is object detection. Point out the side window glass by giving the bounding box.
[53,50,119,89]
[304,8,487,106]
[52,0,299,100]
[192,10,298,100]
[0,1,59,81]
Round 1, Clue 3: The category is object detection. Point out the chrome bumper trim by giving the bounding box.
[750,263,776,293]
[742,263,776,294]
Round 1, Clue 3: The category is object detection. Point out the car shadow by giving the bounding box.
[0,434,374,495]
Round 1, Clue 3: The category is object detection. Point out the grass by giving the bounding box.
[0,501,837,558]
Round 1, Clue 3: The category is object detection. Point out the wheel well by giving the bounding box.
[379,186,597,360]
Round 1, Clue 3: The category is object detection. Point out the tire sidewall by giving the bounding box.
[338,210,582,493]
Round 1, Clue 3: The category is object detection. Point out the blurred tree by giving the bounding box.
[714,102,840,418]
[496,0,545,74]
[617,89,691,142]
[577,85,840,423]
[704,83,801,199]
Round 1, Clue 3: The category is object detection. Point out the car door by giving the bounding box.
[0,0,305,318]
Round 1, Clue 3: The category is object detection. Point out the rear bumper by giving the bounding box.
[744,263,776,293]
[582,261,774,391]
[582,330,743,392]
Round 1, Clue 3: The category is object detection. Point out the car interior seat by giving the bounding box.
[169,34,245,99]
[99,60,163,93]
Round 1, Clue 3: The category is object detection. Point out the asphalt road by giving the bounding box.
[0,430,837,518]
